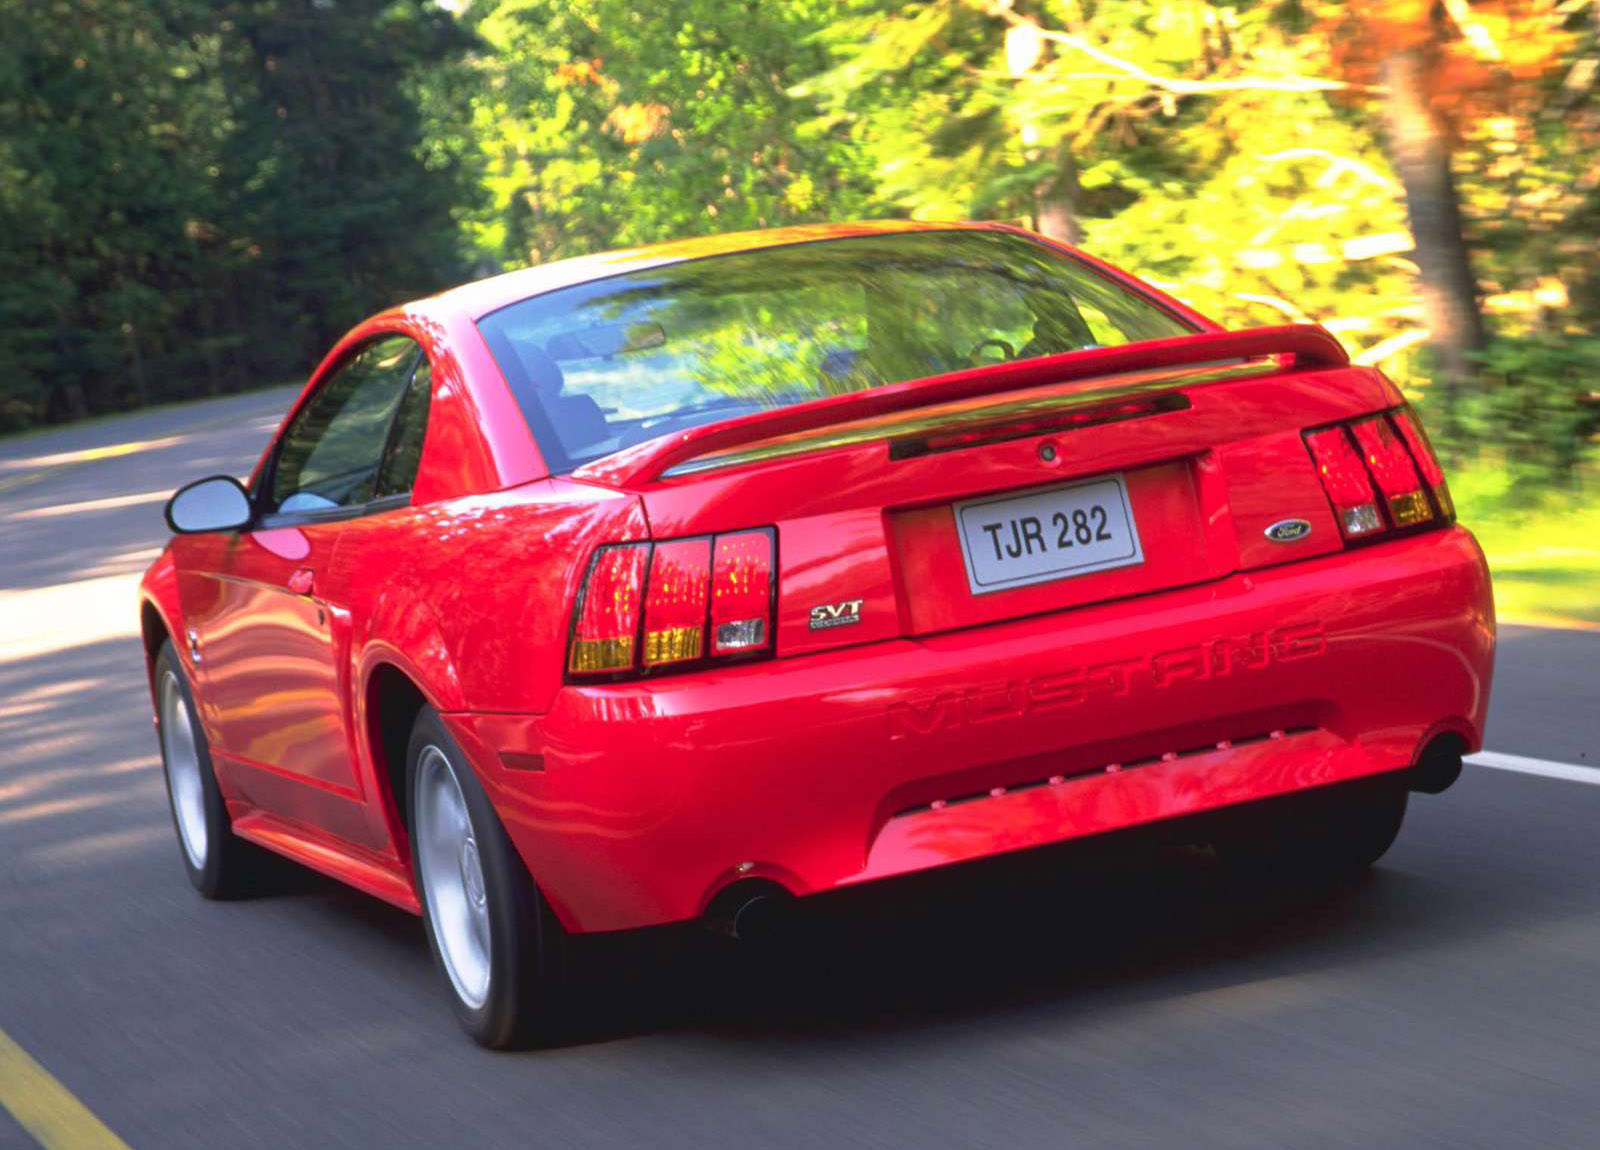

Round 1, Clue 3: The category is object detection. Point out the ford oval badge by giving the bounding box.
[1265,518,1313,543]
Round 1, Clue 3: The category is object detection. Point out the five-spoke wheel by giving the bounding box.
[414,745,494,1010]
[153,640,259,898]
[406,708,571,1048]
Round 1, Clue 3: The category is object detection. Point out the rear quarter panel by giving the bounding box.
[337,479,649,718]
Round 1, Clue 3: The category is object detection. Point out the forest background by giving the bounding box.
[3,0,1596,618]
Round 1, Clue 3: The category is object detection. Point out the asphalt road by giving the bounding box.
[2,394,1598,1150]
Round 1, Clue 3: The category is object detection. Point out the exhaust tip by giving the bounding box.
[1410,732,1466,794]
[703,879,794,943]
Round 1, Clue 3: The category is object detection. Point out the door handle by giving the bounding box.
[287,567,316,596]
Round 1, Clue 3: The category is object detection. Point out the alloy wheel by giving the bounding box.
[415,745,493,1010]
[159,670,209,869]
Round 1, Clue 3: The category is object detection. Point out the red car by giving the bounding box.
[141,221,1494,1046]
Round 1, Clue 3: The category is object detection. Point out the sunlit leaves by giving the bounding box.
[1004,18,1044,77]
[459,0,876,266]
[1320,0,1578,136]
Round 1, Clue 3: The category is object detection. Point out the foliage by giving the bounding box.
[457,0,877,265]
[797,0,1596,472]
[1,0,1597,487]
[0,0,477,431]
[214,0,479,371]
[1452,461,1600,624]
[1452,332,1600,487]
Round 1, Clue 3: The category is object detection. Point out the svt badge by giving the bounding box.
[1265,518,1313,543]
[809,599,864,630]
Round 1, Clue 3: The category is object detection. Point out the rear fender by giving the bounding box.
[353,589,466,856]
[416,480,652,714]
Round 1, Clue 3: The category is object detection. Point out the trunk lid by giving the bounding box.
[570,326,1397,657]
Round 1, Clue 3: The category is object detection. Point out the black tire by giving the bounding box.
[153,640,263,898]
[1216,776,1409,879]
[406,707,572,1048]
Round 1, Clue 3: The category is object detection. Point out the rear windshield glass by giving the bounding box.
[475,229,1194,473]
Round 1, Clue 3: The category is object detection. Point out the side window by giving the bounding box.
[268,336,420,514]
[375,358,432,498]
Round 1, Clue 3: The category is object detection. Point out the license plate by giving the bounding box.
[953,474,1143,594]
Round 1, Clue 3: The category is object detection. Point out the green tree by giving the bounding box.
[804,2,1416,349]
[214,0,480,374]
[0,0,477,431]
[0,0,226,425]
[459,0,876,267]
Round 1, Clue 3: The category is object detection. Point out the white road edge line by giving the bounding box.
[1468,751,1600,785]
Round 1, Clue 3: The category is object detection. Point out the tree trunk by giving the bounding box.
[1378,47,1486,435]
[1035,147,1083,245]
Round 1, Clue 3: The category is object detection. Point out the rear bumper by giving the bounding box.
[446,525,1494,932]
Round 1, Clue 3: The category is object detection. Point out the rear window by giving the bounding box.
[475,230,1194,473]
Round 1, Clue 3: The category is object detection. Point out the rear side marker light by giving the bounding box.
[710,531,774,654]
[1304,427,1385,538]
[1349,415,1430,527]
[568,543,649,673]
[643,538,711,666]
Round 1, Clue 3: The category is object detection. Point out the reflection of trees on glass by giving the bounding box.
[269,337,420,509]
[476,230,1192,471]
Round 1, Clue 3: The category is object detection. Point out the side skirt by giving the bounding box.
[231,809,421,915]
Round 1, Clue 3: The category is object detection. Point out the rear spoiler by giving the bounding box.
[572,324,1348,488]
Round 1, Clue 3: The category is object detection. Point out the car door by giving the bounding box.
[185,335,424,837]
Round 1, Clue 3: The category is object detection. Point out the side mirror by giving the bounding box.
[165,475,253,534]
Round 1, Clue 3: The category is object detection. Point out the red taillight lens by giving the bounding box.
[1349,415,1432,527]
[642,538,711,666]
[710,530,773,655]
[1303,407,1453,543]
[1304,426,1385,538]
[568,543,648,674]
[568,529,776,679]
[1392,406,1455,520]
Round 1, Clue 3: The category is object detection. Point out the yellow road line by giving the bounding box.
[0,436,186,474]
[0,1027,133,1150]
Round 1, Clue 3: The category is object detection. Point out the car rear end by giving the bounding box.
[447,226,1494,934]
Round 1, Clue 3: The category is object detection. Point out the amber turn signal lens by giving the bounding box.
[568,543,649,674]
[642,538,712,666]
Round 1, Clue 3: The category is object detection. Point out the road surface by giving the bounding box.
[2,393,1597,1149]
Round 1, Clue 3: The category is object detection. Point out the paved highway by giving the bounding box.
[2,393,1597,1149]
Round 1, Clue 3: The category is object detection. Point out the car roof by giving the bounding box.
[431,219,1016,321]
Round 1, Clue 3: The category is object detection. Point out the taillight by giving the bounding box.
[568,543,649,673]
[1304,426,1385,538]
[1303,408,1454,543]
[1348,415,1431,527]
[1392,406,1455,521]
[710,530,774,655]
[568,528,775,678]
[642,538,711,667]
